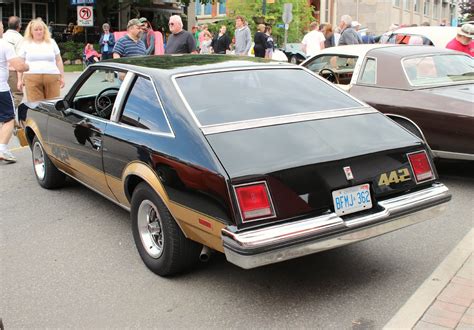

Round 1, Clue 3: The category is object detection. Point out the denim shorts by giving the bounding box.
[0,90,15,123]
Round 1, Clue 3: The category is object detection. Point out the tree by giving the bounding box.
[226,0,313,44]
[459,0,474,22]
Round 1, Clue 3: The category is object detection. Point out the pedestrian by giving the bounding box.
[164,15,196,54]
[199,31,213,54]
[139,17,155,55]
[17,18,65,103]
[445,23,474,56]
[113,19,146,59]
[234,15,251,56]
[337,15,362,45]
[198,24,209,49]
[264,26,274,59]
[0,20,29,163]
[253,24,267,58]
[379,23,398,44]
[302,21,326,57]
[3,16,24,109]
[193,25,200,51]
[321,23,335,48]
[211,25,231,54]
[99,23,115,60]
[334,26,342,45]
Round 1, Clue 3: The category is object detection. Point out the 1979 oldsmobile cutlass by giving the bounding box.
[22,55,451,276]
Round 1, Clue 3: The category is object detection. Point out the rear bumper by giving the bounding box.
[222,183,451,269]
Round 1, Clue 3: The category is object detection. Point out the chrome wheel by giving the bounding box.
[33,141,45,181]
[137,200,164,258]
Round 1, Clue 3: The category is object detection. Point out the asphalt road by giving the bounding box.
[1,73,473,328]
[1,144,473,328]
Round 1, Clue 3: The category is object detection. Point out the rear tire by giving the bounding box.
[131,182,201,276]
[290,55,298,64]
[32,136,66,189]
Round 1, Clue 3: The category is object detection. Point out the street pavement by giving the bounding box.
[1,72,473,328]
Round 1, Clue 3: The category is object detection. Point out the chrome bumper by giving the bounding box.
[222,183,451,269]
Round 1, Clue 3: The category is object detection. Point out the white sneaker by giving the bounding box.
[0,150,16,163]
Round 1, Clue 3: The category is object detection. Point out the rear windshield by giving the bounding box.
[175,68,362,126]
[402,54,474,86]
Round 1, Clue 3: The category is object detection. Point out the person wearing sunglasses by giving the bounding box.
[165,15,197,54]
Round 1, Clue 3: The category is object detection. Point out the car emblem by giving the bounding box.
[343,166,354,180]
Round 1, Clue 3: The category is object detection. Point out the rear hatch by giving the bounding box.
[206,113,435,227]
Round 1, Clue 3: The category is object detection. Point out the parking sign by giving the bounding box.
[77,6,93,27]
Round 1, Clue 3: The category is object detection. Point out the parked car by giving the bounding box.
[386,26,457,47]
[280,42,307,64]
[301,44,474,161]
[21,55,451,276]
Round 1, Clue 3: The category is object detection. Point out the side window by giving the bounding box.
[359,58,377,84]
[120,76,172,135]
[72,68,123,119]
[304,55,358,85]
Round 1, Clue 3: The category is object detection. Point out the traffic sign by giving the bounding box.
[282,3,293,24]
[77,6,93,27]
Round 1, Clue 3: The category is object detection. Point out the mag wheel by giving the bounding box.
[131,182,201,276]
[32,137,66,189]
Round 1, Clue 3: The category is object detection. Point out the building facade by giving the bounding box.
[317,0,460,34]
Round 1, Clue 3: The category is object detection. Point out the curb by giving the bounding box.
[384,228,473,329]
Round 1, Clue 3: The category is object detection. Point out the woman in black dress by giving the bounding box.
[253,24,267,58]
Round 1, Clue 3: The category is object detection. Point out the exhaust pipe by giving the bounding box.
[199,246,212,262]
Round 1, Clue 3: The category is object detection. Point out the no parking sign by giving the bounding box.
[77,6,93,27]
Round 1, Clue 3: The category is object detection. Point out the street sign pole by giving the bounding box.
[282,3,293,49]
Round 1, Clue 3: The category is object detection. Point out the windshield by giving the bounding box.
[175,68,362,126]
[402,54,474,87]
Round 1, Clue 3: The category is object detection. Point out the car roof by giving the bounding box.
[367,45,460,58]
[100,55,293,76]
[312,44,396,58]
[390,26,457,46]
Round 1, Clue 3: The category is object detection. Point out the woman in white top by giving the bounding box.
[17,18,64,102]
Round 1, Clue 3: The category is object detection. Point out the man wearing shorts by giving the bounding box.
[0,21,29,163]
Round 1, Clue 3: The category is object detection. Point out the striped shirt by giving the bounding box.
[113,35,146,58]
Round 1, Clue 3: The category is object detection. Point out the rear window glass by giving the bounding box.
[175,68,361,126]
[402,54,474,86]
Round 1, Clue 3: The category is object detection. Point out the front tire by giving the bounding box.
[290,55,298,64]
[131,182,201,276]
[32,136,66,189]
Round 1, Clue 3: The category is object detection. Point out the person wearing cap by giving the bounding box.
[338,15,362,46]
[113,19,146,59]
[139,17,155,55]
[165,15,196,54]
[446,23,474,56]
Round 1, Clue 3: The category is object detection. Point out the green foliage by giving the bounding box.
[58,41,84,61]
[226,0,313,45]
[459,0,474,22]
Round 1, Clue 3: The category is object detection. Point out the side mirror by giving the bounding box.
[55,99,69,112]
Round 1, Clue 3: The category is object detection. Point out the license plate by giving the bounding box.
[332,184,372,216]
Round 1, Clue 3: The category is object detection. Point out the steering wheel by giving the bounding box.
[95,87,119,118]
[319,68,340,84]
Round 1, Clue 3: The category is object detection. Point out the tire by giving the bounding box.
[31,136,66,189]
[131,182,202,276]
[290,55,298,64]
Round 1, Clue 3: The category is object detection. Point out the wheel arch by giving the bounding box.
[122,162,169,205]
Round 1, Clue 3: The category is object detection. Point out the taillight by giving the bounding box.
[408,150,434,183]
[234,182,275,222]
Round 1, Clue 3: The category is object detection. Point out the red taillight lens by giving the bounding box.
[235,183,274,222]
[408,151,434,183]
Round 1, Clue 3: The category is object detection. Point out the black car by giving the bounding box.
[21,55,451,276]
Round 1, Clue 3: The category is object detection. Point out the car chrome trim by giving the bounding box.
[201,107,378,135]
[232,181,277,223]
[110,71,135,122]
[222,183,450,269]
[385,114,428,142]
[432,150,474,161]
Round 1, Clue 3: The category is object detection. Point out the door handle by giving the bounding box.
[91,137,102,151]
